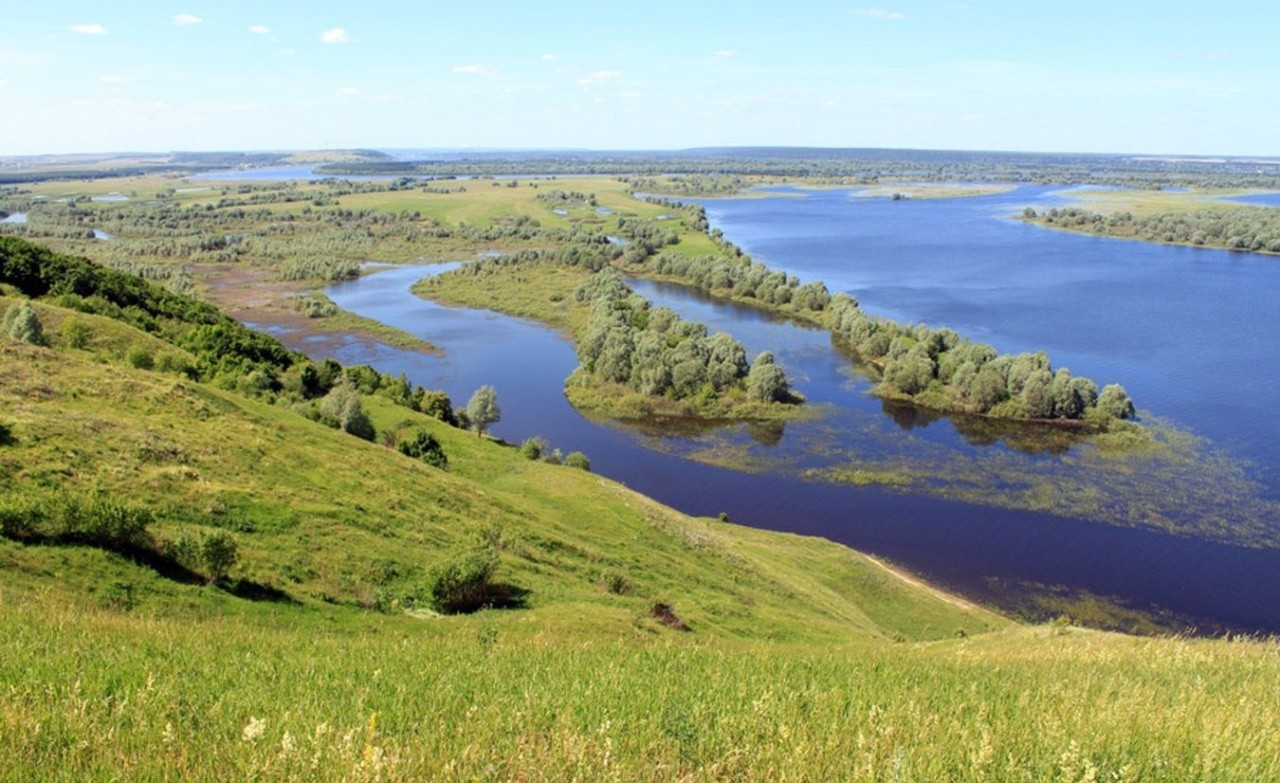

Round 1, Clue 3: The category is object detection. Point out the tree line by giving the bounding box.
[1027,206,1280,255]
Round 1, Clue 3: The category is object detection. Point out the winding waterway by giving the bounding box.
[283,184,1280,634]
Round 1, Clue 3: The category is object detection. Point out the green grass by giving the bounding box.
[3,590,1278,782]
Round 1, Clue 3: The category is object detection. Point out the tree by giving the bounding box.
[319,382,375,441]
[466,385,500,437]
[1096,384,1136,420]
[3,300,47,346]
[201,531,239,585]
[746,352,791,403]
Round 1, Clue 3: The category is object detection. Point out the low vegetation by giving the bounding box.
[1026,204,1280,255]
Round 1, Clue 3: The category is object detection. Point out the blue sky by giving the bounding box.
[1,1,1276,156]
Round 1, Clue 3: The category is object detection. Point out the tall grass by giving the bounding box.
[2,595,1278,782]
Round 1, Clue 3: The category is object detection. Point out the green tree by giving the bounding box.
[320,383,375,441]
[466,385,501,437]
[201,531,239,585]
[747,352,791,403]
[1096,384,1136,420]
[3,300,47,346]
[563,451,590,471]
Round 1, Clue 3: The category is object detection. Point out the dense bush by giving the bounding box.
[563,451,590,471]
[397,430,448,469]
[827,294,1133,422]
[1036,206,1280,254]
[0,493,152,552]
[2,300,47,345]
[319,383,376,441]
[422,545,500,614]
[574,268,798,406]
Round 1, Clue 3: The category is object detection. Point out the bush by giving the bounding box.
[58,497,153,550]
[398,430,448,469]
[0,422,11,446]
[2,300,47,345]
[320,383,375,441]
[423,546,499,614]
[200,530,239,584]
[563,451,590,471]
[127,345,155,370]
[519,437,544,460]
[60,318,91,349]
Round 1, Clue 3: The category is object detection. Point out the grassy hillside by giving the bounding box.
[4,241,1280,780]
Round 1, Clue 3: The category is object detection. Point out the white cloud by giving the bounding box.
[578,70,622,87]
[540,54,559,62]
[619,91,643,100]
[278,49,295,57]
[715,49,738,58]
[249,25,271,35]
[337,86,359,97]
[69,24,108,36]
[99,75,135,84]
[173,14,204,26]
[320,27,352,44]
[853,8,906,21]
[452,64,496,76]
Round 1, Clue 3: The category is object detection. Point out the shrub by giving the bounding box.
[563,451,591,471]
[126,345,155,370]
[423,545,499,614]
[320,383,375,441]
[60,318,91,349]
[0,422,12,446]
[3,300,47,345]
[397,430,448,469]
[519,437,544,460]
[200,530,239,584]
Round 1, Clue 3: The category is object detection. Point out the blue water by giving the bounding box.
[691,185,1280,487]
[273,183,1280,632]
[307,246,1280,633]
[1225,192,1280,207]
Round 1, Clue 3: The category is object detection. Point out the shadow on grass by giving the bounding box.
[223,577,297,604]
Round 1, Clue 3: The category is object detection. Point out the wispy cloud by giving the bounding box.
[320,27,352,44]
[578,70,622,87]
[173,14,203,26]
[452,64,497,76]
[249,24,271,35]
[540,54,559,62]
[337,86,359,97]
[715,49,738,58]
[853,8,906,21]
[69,23,108,36]
[99,75,135,84]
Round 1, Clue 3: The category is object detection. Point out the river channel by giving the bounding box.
[269,184,1280,634]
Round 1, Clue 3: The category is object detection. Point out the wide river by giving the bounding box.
[295,184,1280,634]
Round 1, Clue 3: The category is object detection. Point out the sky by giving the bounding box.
[1,1,1277,157]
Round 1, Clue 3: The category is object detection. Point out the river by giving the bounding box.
[267,184,1280,634]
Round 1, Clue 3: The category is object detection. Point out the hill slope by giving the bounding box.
[3,238,1279,781]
